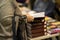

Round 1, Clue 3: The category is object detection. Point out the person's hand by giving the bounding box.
[16,8,34,22]
[25,13,34,22]
[16,4,34,22]
[19,7,34,22]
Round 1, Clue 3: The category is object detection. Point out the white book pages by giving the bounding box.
[29,12,45,18]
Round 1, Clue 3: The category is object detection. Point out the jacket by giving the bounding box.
[33,0,55,16]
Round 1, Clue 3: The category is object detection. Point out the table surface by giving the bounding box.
[30,33,60,40]
[30,17,60,40]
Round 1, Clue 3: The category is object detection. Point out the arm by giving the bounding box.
[13,0,34,22]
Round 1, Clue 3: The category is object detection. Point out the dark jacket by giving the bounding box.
[33,0,55,17]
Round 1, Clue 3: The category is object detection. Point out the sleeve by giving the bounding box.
[0,0,15,37]
[45,0,55,16]
[0,0,14,26]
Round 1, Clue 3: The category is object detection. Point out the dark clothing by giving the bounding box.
[16,0,26,3]
[33,0,55,17]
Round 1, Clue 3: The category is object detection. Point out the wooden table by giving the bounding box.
[30,33,60,40]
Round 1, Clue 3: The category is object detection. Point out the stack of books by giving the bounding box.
[27,12,47,38]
